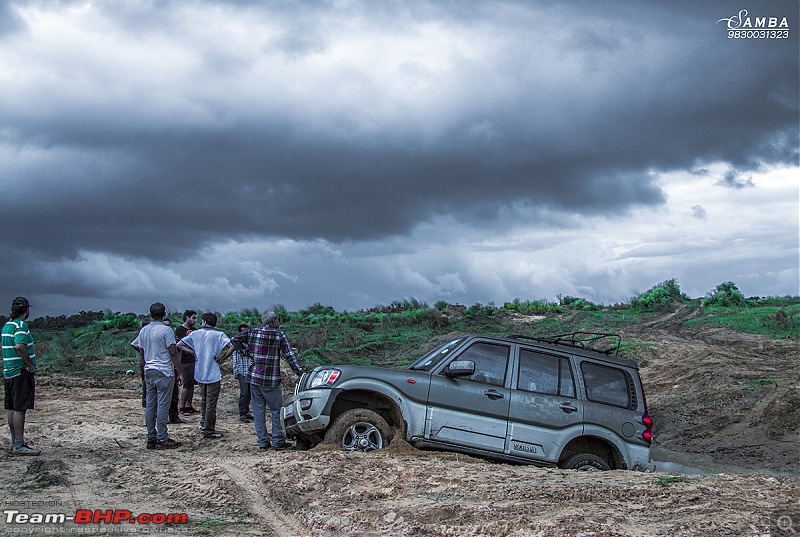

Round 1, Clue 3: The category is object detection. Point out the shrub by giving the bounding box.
[103,312,139,331]
[559,296,598,311]
[761,308,799,332]
[466,302,496,317]
[301,303,336,316]
[702,282,748,308]
[504,298,562,314]
[632,279,687,310]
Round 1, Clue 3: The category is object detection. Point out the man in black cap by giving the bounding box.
[2,296,40,455]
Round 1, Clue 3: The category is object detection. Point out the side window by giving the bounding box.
[518,350,575,397]
[559,358,576,398]
[445,342,510,386]
[581,362,631,408]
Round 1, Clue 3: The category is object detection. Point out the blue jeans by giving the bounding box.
[145,369,174,442]
[250,383,284,447]
[236,374,251,416]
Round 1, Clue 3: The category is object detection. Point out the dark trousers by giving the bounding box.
[236,373,251,416]
[199,381,221,433]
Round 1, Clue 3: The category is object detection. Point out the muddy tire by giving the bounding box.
[294,437,316,451]
[324,408,392,452]
[561,453,611,471]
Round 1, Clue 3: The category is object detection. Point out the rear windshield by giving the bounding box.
[408,338,465,371]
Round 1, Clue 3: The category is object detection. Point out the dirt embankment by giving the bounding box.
[0,314,797,536]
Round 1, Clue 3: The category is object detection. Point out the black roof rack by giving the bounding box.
[507,331,622,356]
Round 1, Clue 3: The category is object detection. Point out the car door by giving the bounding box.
[506,348,583,462]
[425,340,512,453]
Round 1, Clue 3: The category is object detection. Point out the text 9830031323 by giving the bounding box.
[728,29,789,38]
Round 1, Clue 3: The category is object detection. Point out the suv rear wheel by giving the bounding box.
[561,453,611,471]
[325,408,392,452]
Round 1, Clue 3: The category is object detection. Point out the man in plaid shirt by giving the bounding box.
[224,311,303,449]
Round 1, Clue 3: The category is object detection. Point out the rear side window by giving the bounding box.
[517,349,576,398]
[581,362,631,408]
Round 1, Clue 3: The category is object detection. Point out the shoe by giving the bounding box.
[258,444,271,450]
[239,414,254,422]
[155,438,182,449]
[146,438,158,450]
[245,413,254,421]
[271,441,293,450]
[203,432,223,439]
[11,443,41,456]
[184,406,198,414]
[169,417,185,424]
[198,425,205,432]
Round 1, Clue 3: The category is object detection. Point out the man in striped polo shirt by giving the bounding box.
[2,296,40,456]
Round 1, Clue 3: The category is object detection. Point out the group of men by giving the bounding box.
[2,297,304,455]
[132,302,304,450]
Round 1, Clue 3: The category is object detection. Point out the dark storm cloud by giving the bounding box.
[718,170,755,189]
[0,0,29,37]
[0,0,797,266]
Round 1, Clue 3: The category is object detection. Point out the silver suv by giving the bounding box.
[281,332,653,470]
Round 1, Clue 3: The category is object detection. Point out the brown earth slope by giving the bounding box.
[0,313,797,536]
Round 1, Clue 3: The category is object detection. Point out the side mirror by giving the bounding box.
[445,360,475,378]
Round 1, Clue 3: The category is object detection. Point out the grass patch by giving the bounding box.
[733,377,779,388]
[654,475,689,487]
[686,303,800,338]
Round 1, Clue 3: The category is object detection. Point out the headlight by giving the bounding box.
[307,369,341,389]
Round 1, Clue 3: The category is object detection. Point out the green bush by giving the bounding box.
[559,296,598,311]
[504,298,562,314]
[760,308,799,333]
[702,281,748,308]
[632,279,687,310]
[466,302,496,317]
[103,312,139,331]
[301,303,337,316]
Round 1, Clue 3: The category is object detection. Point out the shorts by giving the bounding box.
[4,369,36,411]
[181,362,196,387]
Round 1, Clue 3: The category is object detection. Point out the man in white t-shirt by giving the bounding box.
[131,303,183,449]
[176,312,231,439]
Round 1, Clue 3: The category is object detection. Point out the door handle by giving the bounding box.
[484,389,505,400]
[559,403,578,413]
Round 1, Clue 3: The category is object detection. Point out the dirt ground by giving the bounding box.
[0,311,798,536]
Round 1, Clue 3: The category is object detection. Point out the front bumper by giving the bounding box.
[281,388,340,438]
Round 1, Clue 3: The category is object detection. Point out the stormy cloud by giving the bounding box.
[1,0,797,316]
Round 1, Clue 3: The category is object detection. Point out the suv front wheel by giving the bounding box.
[325,408,392,452]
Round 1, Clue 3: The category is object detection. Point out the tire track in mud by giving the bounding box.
[215,459,310,537]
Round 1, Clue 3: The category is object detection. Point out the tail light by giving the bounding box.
[641,381,653,444]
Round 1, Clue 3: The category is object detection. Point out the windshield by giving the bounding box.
[407,337,465,372]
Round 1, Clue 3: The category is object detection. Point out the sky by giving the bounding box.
[1,0,798,318]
